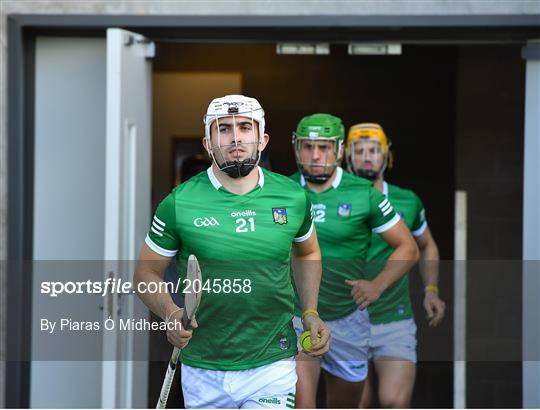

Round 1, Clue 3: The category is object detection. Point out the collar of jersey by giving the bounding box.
[207,165,265,191]
[300,166,343,190]
[383,181,388,196]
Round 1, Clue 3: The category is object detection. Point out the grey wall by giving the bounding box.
[31,36,106,408]
[522,40,540,408]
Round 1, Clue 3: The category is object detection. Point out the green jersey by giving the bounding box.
[290,168,400,321]
[366,181,427,324]
[146,166,313,371]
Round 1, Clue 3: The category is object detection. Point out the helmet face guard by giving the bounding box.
[293,136,343,184]
[292,113,345,184]
[205,112,262,178]
[347,138,388,181]
[203,95,265,179]
[346,123,392,181]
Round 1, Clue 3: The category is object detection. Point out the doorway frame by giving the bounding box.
[6,13,540,408]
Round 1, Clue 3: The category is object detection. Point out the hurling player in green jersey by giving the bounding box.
[346,123,446,408]
[290,114,419,408]
[133,95,330,409]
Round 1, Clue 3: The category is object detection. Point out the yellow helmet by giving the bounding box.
[346,123,390,154]
[346,122,393,180]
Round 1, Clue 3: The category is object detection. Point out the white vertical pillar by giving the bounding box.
[522,39,540,409]
[454,191,467,409]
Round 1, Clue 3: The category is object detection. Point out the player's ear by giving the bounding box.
[259,133,270,151]
[337,142,345,162]
[202,137,210,153]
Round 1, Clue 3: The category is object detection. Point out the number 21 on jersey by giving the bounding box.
[235,217,255,233]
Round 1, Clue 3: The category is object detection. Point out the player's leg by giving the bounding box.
[292,315,321,408]
[324,371,365,408]
[295,351,322,408]
[373,359,416,408]
[321,308,370,408]
[358,362,375,408]
[369,318,417,408]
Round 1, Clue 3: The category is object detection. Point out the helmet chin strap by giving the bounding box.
[353,169,378,181]
[209,140,262,179]
[301,164,337,185]
[218,157,259,178]
[208,114,262,179]
[303,172,332,184]
[351,153,388,181]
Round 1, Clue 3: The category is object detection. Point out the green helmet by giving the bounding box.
[293,113,345,184]
[294,113,345,141]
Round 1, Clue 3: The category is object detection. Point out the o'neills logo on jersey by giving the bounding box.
[230,210,257,217]
[193,217,220,227]
[258,398,281,405]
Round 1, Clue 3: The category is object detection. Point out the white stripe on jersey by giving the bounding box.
[382,206,394,216]
[152,221,164,232]
[153,215,166,227]
[378,198,389,209]
[380,202,392,213]
[151,226,164,237]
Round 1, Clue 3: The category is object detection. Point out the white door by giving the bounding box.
[32,36,107,409]
[102,28,154,408]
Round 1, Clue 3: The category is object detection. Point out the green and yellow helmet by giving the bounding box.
[292,113,345,184]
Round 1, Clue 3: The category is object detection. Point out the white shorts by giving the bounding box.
[181,358,297,409]
[293,308,370,383]
[368,318,417,362]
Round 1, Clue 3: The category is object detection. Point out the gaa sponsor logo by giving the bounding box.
[193,217,220,227]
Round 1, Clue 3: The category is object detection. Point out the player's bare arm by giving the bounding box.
[134,244,196,348]
[416,227,445,326]
[292,229,331,356]
[346,219,419,310]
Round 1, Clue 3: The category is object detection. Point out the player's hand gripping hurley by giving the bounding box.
[156,255,202,409]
